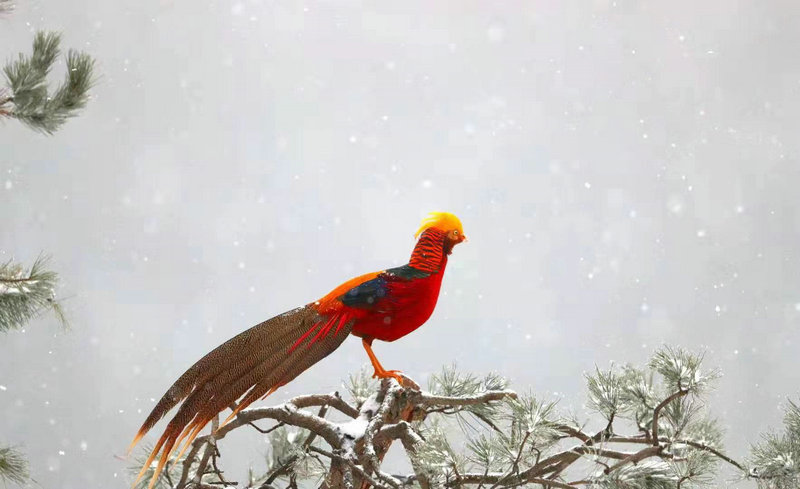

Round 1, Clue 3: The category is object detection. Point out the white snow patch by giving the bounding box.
[337,418,369,439]
[0,285,20,294]
[359,396,381,415]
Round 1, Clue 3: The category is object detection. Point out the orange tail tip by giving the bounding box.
[220,403,246,429]
[173,419,209,463]
[219,383,282,430]
[127,431,146,456]
[260,383,282,401]
[147,449,172,489]
[169,422,199,467]
[146,431,184,489]
[131,435,167,489]
[220,398,252,429]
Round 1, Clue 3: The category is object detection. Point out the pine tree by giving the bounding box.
[129,346,800,489]
[1,3,93,483]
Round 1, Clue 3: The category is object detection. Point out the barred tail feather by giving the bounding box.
[130,304,354,488]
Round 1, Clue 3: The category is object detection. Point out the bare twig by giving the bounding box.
[415,390,517,408]
[604,445,663,474]
[193,415,220,486]
[264,405,329,484]
[610,436,748,472]
[310,446,391,489]
[652,388,689,445]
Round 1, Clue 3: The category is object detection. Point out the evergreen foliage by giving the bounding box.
[129,443,187,489]
[750,400,800,488]
[129,346,800,489]
[1,31,95,134]
[0,255,67,332]
[0,445,28,486]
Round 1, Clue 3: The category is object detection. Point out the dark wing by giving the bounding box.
[339,274,389,310]
[339,265,430,311]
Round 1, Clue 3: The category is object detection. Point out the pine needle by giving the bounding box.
[0,255,68,332]
[0,445,29,486]
[2,31,96,134]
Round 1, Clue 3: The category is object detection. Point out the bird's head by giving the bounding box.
[414,211,467,254]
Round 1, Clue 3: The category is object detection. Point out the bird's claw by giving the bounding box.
[372,369,420,390]
[372,369,402,379]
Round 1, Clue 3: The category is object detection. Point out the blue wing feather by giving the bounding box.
[338,265,429,310]
[339,275,389,309]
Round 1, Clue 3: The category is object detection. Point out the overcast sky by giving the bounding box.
[2,1,800,487]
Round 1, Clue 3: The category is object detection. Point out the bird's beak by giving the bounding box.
[461,235,468,243]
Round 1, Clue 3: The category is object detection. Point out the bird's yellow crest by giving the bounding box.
[414,212,464,239]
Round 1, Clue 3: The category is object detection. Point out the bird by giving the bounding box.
[129,211,467,488]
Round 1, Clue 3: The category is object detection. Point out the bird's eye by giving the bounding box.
[453,230,459,236]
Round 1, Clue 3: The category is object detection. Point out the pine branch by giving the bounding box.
[611,436,745,472]
[2,31,96,134]
[0,445,29,486]
[651,388,690,446]
[130,374,514,489]
[309,446,390,489]
[0,255,67,332]
[128,351,800,489]
[747,399,800,487]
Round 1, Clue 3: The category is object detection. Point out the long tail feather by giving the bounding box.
[132,435,167,488]
[168,421,202,468]
[130,304,354,488]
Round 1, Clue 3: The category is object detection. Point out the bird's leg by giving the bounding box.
[361,337,405,384]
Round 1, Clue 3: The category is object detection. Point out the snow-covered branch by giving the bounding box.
[0,255,66,333]
[130,350,800,489]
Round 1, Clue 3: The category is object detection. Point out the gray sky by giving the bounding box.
[2,1,800,487]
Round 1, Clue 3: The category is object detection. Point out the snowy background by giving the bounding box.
[2,1,800,487]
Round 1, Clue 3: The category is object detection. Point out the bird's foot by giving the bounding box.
[372,368,403,382]
[372,368,420,390]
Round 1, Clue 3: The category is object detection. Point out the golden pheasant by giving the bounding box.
[130,212,466,487]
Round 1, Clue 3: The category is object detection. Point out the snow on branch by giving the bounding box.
[0,255,67,332]
[130,349,800,489]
